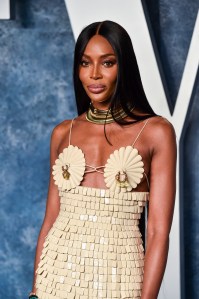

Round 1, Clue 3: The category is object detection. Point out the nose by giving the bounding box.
[90,64,102,80]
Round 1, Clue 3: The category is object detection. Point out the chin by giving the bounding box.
[88,94,111,103]
[91,98,111,105]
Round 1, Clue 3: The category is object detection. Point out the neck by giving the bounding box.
[91,101,111,111]
[86,102,128,124]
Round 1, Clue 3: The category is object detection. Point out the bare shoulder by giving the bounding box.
[51,113,86,137]
[148,116,176,136]
[147,116,176,151]
[50,119,74,149]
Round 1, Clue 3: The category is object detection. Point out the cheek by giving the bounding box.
[106,68,118,84]
[79,68,87,84]
[108,73,117,89]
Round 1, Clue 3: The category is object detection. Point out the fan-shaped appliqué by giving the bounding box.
[52,145,86,191]
[104,146,144,193]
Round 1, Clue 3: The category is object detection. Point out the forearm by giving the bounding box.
[31,224,52,292]
[141,234,169,299]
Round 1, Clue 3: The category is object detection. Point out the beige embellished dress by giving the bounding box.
[35,118,150,299]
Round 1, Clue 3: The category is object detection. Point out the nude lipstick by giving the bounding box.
[87,84,106,94]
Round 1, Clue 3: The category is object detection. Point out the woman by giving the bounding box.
[29,20,176,299]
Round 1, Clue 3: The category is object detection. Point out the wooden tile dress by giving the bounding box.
[35,118,150,299]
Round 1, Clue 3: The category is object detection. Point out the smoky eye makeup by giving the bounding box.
[79,59,90,66]
[102,59,117,67]
[80,55,117,67]
[79,60,117,68]
[79,55,91,66]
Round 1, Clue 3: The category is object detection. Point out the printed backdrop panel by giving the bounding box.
[0,1,198,298]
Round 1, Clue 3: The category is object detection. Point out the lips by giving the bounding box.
[87,84,106,94]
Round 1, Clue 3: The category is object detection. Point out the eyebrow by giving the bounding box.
[82,53,116,58]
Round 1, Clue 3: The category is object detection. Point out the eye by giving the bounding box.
[80,60,90,67]
[103,60,117,67]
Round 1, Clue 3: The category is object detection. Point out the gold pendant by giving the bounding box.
[115,170,129,187]
[62,165,70,180]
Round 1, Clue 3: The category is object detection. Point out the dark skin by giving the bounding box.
[32,35,176,299]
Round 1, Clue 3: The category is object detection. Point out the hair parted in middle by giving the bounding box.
[73,20,157,124]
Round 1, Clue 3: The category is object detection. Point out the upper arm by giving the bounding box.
[147,118,177,236]
[41,124,64,229]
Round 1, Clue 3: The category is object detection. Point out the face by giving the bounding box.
[79,34,118,109]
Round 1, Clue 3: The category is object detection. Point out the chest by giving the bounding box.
[53,122,151,193]
[59,124,150,167]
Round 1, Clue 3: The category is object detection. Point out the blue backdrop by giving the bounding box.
[0,1,198,298]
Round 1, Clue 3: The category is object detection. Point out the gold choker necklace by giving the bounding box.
[86,103,129,124]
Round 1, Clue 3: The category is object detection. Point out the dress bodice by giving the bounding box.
[52,118,150,193]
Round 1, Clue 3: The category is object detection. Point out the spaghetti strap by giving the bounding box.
[132,118,150,147]
[68,117,75,146]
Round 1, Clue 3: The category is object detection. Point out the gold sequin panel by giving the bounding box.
[35,186,149,299]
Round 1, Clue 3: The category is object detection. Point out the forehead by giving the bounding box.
[83,35,115,56]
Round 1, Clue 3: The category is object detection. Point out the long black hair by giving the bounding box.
[73,20,157,124]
